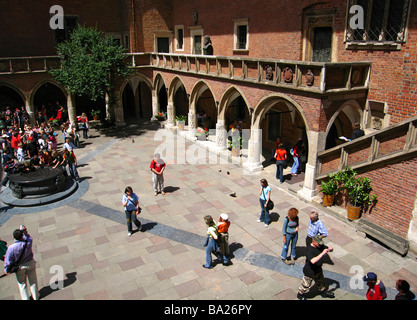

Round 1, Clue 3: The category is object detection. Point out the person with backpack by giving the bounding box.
[122,186,142,237]
[281,208,299,265]
[3,225,39,300]
[202,215,224,269]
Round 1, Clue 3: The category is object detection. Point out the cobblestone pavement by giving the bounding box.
[1,120,416,303]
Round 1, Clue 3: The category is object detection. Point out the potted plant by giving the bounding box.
[196,127,208,141]
[344,174,378,220]
[155,112,166,121]
[175,115,187,130]
[91,109,101,120]
[228,135,242,157]
[319,174,340,207]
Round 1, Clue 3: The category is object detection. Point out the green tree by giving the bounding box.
[50,24,132,123]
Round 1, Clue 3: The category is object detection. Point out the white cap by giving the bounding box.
[220,213,229,221]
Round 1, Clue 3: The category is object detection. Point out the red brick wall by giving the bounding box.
[0,0,129,57]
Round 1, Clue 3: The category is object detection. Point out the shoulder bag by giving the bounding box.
[262,187,274,211]
[6,240,27,274]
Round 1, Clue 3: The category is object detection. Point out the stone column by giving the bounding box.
[242,127,263,173]
[24,96,36,126]
[66,93,77,125]
[297,130,326,201]
[187,111,196,139]
[166,103,175,127]
[215,120,227,151]
[151,91,158,120]
[114,91,125,126]
[408,194,417,255]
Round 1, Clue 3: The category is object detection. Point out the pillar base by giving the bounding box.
[242,160,263,174]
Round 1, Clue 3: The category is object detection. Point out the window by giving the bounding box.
[190,27,203,54]
[234,19,249,51]
[175,26,184,51]
[346,0,410,44]
[154,31,173,53]
[53,16,78,44]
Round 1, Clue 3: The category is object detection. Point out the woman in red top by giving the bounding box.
[275,143,287,183]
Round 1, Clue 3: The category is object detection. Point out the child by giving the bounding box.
[63,148,79,180]
[217,213,231,265]
[16,143,25,162]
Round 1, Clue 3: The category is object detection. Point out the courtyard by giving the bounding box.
[0,120,416,303]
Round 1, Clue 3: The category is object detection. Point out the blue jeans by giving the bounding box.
[68,162,79,179]
[276,161,285,183]
[204,237,223,267]
[291,156,299,174]
[281,232,298,259]
[125,210,141,233]
[259,199,270,225]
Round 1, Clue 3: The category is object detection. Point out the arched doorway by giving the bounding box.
[0,84,25,111]
[122,83,136,123]
[252,94,309,180]
[121,75,153,122]
[325,100,362,149]
[32,81,67,120]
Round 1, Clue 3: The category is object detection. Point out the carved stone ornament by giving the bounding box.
[283,67,293,83]
[192,10,198,25]
[306,69,314,86]
[265,65,273,81]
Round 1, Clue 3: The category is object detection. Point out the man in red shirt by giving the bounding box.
[10,131,21,153]
[363,272,387,300]
[150,153,166,196]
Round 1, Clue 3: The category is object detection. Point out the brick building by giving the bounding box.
[1,0,416,255]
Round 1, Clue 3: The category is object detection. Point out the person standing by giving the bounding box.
[281,207,299,265]
[297,235,335,300]
[258,179,271,227]
[3,225,39,300]
[395,279,416,300]
[122,186,142,236]
[306,210,328,245]
[150,153,166,196]
[217,213,231,266]
[274,143,287,183]
[351,122,365,141]
[203,215,220,269]
[362,272,387,300]
[63,148,79,181]
[79,113,89,139]
[290,139,303,176]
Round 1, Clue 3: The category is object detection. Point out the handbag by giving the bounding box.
[5,240,27,274]
[262,188,274,211]
[276,150,288,169]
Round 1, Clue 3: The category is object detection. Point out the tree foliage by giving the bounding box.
[50,24,132,120]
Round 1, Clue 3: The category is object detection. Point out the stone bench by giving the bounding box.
[358,219,409,256]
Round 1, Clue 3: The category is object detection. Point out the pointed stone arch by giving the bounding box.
[188,80,216,131]
[166,76,188,126]
[120,74,153,122]
[325,99,363,149]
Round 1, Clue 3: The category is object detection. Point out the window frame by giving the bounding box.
[345,0,411,50]
[189,27,203,55]
[233,18,249,53]
[174,25,184,52]
[153,30,173,53]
